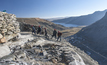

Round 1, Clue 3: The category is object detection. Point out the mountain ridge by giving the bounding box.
[51,9,107,25]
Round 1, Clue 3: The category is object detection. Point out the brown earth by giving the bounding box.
[17,18,82,37]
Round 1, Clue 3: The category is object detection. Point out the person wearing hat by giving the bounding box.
[57,31,62,41]
[51,29,57,39]
[37,25,41,34]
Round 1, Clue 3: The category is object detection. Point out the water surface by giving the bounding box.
[54,22,79,27]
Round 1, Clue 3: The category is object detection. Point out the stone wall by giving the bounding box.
[0,12,20,43]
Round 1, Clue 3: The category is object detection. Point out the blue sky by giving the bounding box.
[0,0,107,18]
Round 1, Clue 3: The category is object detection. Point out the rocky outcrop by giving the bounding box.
[0,34,99,65]
[0,12,20,43]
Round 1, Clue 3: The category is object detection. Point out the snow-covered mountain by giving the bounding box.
[51,9,107,25]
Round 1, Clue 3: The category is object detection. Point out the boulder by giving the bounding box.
[0,45,11,58]
[0,37,6,43]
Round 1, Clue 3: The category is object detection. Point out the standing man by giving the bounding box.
[57,31,62,41]
[37,25,41,34]
[44,28,48,38]
[31,25,36,34]
[51,29,57,39]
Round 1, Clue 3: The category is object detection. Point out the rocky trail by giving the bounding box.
[0,32,87,65]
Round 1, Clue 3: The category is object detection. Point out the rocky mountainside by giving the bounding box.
[0,33,99,65]
[17,18,68,35]
[77,12,107,53]
[0,12,99,65]
[52,9,107,25]
[66,12,107,65]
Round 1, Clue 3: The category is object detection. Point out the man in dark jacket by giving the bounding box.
[31,25,36,34]
[57,31,62,41]
[44,28,47,37]
[51,29,57,39]
[37,25,41,34]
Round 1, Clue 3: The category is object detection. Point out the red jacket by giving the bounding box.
[58,32,62,36]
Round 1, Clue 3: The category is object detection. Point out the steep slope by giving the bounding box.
[77,12,107,51]
[66,12,107,65]
[17,18,68,35]
[52,10,107,25]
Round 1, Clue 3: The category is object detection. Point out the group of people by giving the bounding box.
[51,29,62,41]
[31,25,42,34]
[31,25,62,41]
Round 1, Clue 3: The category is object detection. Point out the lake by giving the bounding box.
[54,22,79,27]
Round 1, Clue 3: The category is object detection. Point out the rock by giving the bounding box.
[7,31,13,35]
[51,58,57,63]
[0,37,6,43]
[0,34,3,39]
[0,45,11,58]
[0,17,4,21]
[2,29,7,33]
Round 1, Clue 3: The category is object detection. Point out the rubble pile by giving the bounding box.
[0,12,20,43]
[0,36,88,65]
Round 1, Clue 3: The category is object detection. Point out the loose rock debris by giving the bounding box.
[0,37,87,65]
